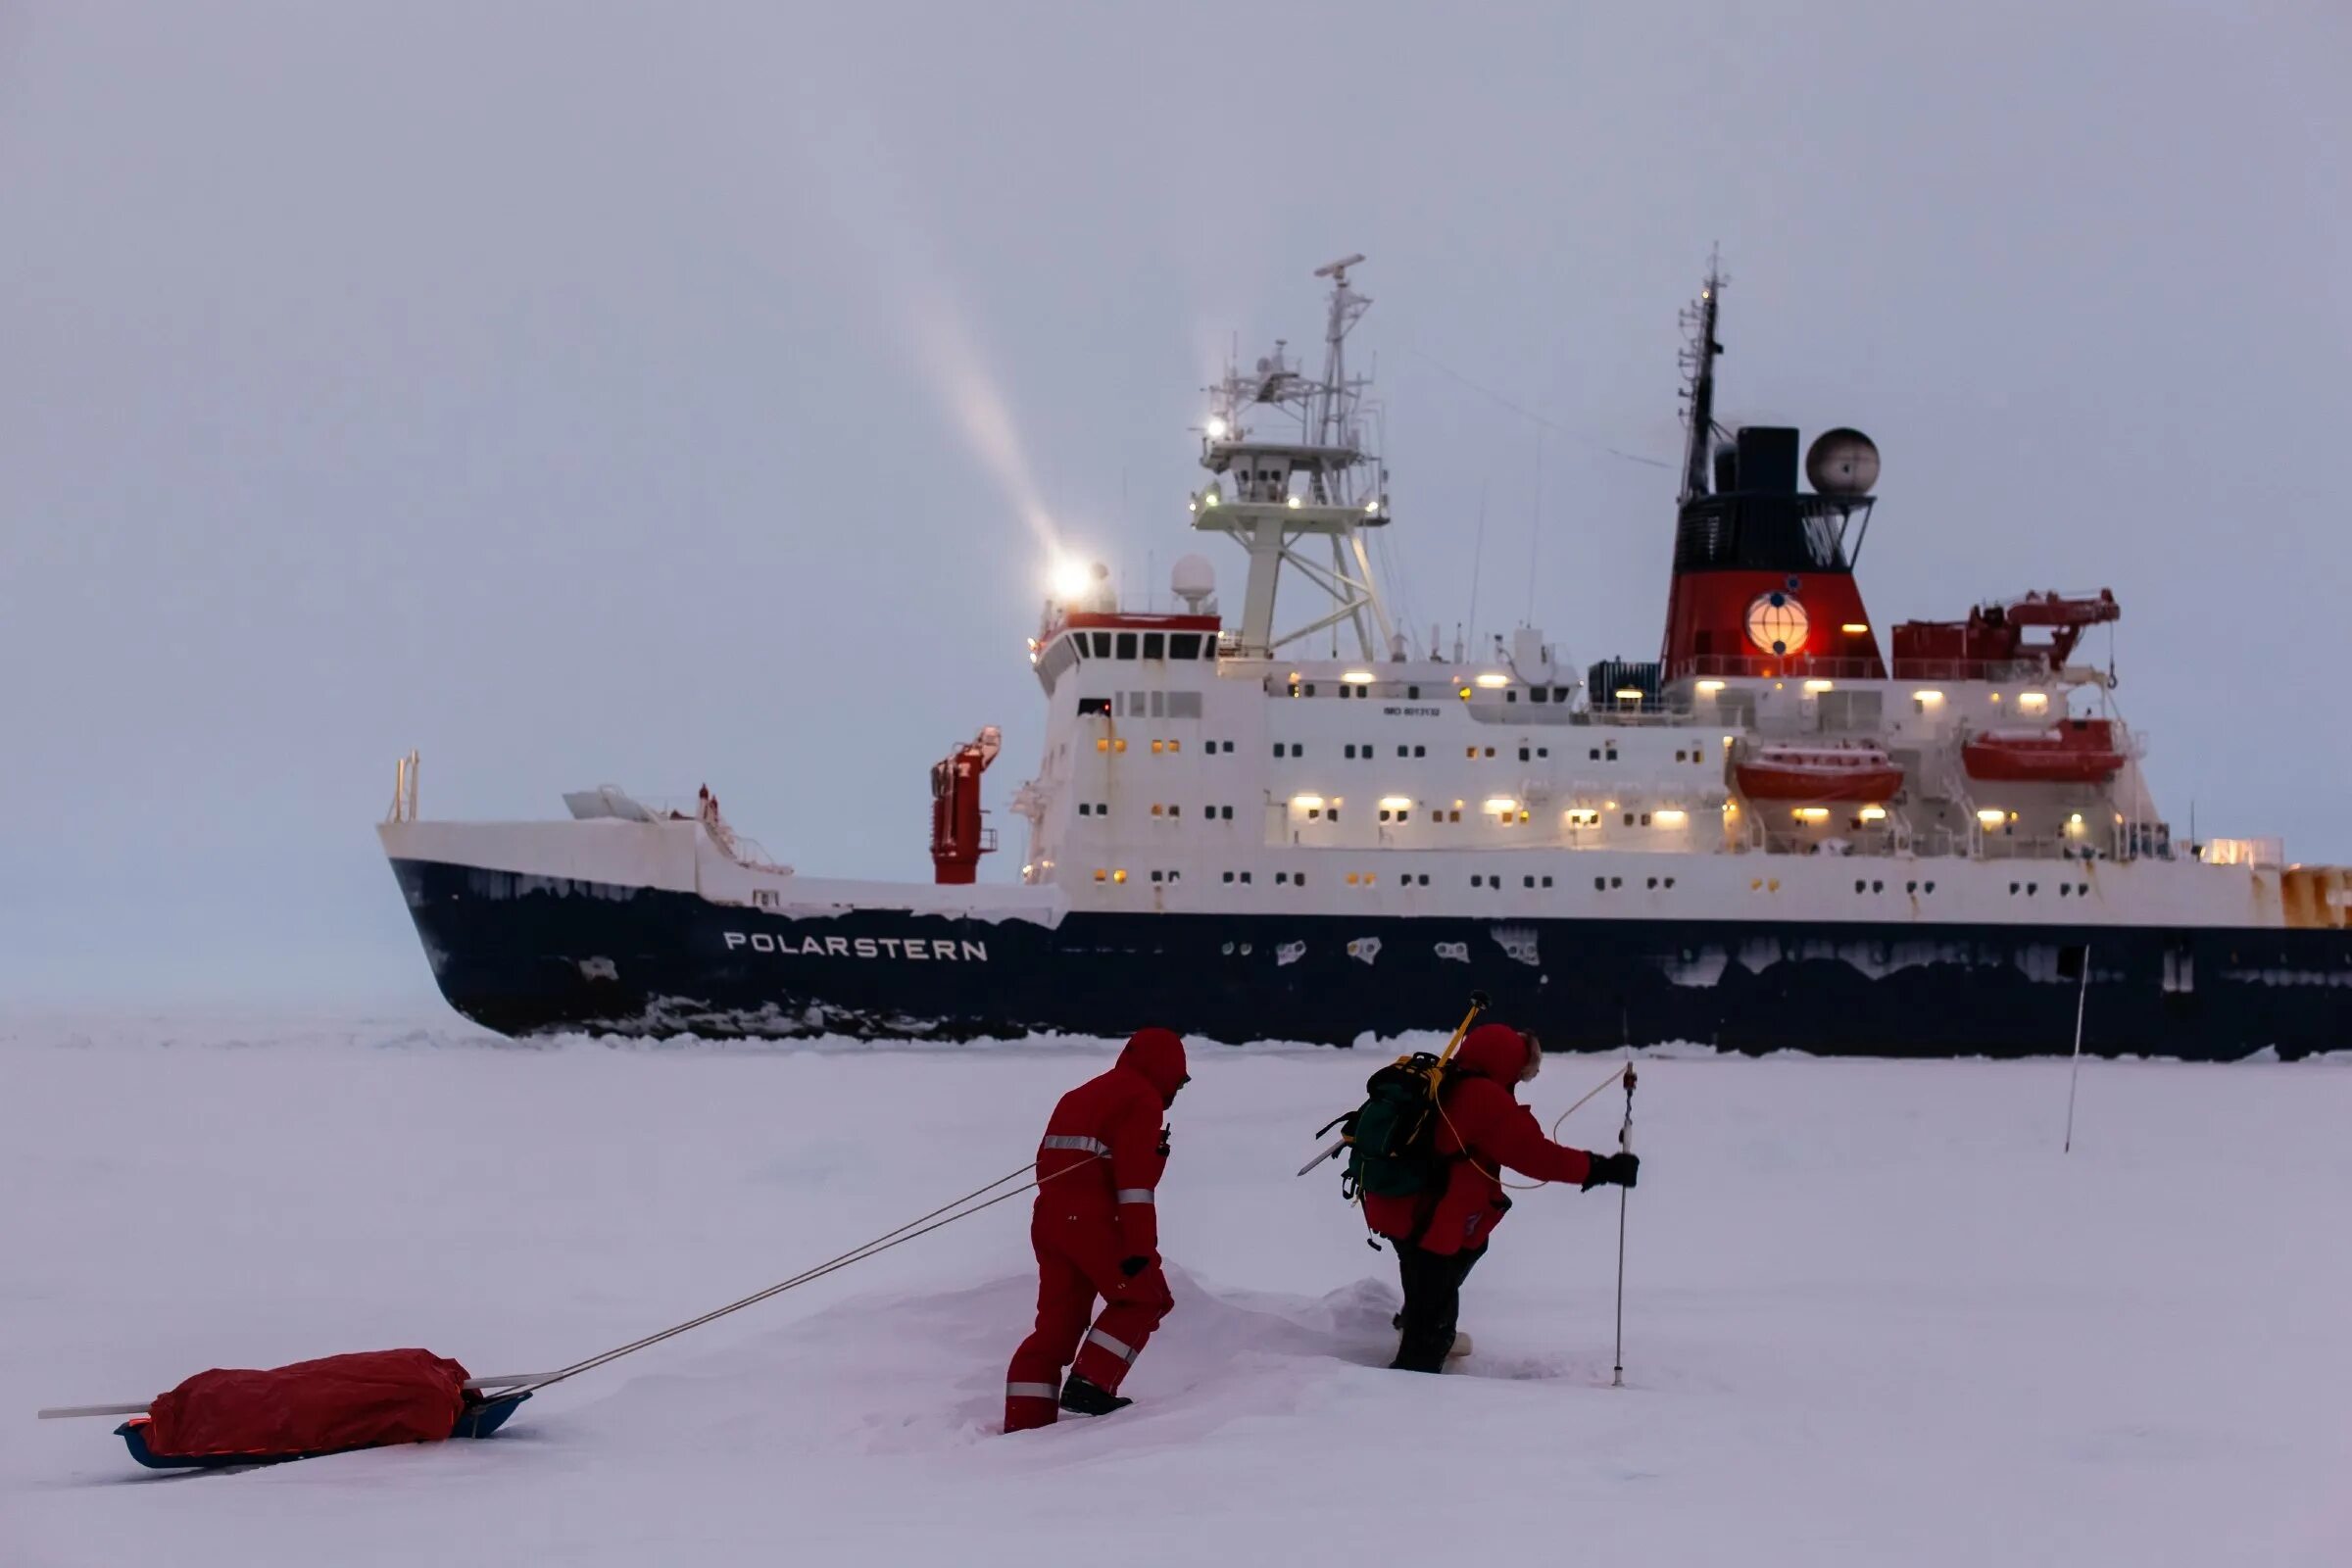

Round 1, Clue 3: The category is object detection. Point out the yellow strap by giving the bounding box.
[1434,997,1485,1067]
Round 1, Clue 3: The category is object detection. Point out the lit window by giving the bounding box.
[1347,872,1359,885]
[1466,746,1478,760]
[1094,869,1106,882]
[1168,740,1181,753]
[1097,738,1109,753]
[1112,868,1128,883]
[1114,739,1128,753]
[1151,804,1163,816]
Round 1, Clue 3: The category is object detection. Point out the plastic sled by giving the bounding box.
[114,1391,530,1470]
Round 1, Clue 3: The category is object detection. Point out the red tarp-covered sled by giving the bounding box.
[43,1349,534,1470]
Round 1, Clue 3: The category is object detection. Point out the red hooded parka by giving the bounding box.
[1004,1028,1188,1432]
[1361,1023,1595,1255]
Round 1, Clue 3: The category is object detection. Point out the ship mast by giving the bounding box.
[1192,255,1395,661]
[1678,255,1726,504]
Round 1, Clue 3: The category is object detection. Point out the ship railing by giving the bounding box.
[1673,654,2095,687]
[1674,655,1887,682]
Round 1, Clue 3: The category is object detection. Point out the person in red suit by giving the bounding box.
[1004,1027,1190,1432]
[1361,1023,1638,1372]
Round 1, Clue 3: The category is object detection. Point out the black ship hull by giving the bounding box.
[390,858,2352,1059]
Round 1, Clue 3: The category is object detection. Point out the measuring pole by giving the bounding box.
[1611,1061,1637,1389]
[2063,945,2091,1153]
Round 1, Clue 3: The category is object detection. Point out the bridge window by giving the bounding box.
[1142,633,1165,660]
[1115,633,1137,660]
[1168,633,1200,660]
[1079,697,1111,716]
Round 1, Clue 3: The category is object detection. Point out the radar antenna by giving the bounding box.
[1192,257,1395,661]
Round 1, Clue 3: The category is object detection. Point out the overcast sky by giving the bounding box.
[4,2,2346,1005]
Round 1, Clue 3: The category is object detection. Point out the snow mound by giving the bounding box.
[577,1265,1414,1461]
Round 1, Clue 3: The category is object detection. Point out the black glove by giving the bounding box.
[1118,1255,1152,1278]
[1582,1152,1639,1192]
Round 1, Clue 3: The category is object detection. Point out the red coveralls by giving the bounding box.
[1361,1023,1597,1253]
[1360,1024,1601,1372]
[1004,1028,1188,1432]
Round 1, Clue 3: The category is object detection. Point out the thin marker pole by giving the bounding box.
[1611,1061,1637,1389]
[2064,945,2091,1153]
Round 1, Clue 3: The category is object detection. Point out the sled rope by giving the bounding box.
[510,1155,1101,1397]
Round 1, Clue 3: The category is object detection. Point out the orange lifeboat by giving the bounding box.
[1734,742,1906,803]
[1961,719,2124,785]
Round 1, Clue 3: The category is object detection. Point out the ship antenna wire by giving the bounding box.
[1466,482,1489,643]
[1526,427,1544,626]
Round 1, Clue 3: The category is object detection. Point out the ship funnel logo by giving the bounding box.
[1745,591,1810,657]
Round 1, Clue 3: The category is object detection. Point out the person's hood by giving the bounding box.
[1451,1022,1528,1084]
[1118,1027,1190,1103]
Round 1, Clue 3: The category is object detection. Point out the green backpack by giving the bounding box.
[1324,1052,1449,1201]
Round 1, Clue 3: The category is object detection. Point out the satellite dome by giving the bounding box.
[1170,554,1216,612]
[1806,428,1881,496]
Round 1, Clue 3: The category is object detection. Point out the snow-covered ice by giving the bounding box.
[5,1012,2348,1565]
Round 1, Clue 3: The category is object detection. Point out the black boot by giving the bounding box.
[1058,1374,1132,1417]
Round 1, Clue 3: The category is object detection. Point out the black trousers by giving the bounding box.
[1391,1241,1486,1372]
